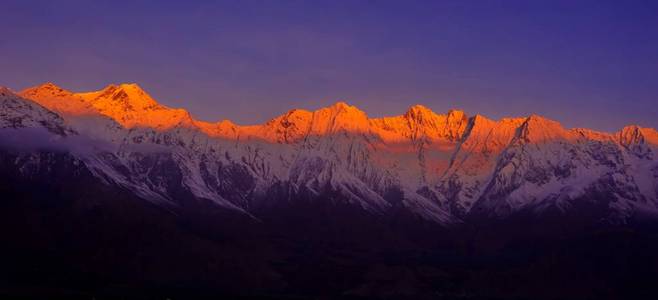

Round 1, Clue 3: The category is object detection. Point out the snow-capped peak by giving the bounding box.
[310,101,370,134]
[513,114,570,144]
[80,83,160,110]
[20,82,96,116]
[618,125,658,146]
[0,86,70,135]
[404,104,435,120]
[70,83,194,130]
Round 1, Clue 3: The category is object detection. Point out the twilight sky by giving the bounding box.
[1,0,657,131]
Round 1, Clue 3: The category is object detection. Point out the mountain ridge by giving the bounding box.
[2,82,657,225]
[16,82,656,142]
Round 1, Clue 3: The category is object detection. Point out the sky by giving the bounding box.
[1,0,657,131]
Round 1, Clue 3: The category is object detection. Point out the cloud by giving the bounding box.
[0,127,115,155]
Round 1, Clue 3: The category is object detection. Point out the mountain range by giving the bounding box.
[3,82,658,298]
[2,82,658,225]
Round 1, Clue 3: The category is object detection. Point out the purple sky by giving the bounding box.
[1,0,657,131]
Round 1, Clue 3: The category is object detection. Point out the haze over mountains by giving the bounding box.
[2,82,657,225]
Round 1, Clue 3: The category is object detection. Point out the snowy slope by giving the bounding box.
[1,87,70,134]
